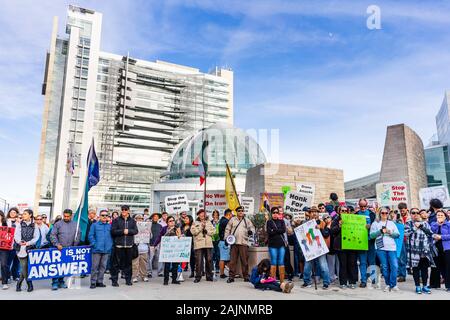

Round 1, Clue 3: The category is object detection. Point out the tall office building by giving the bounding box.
[35,6,233,216]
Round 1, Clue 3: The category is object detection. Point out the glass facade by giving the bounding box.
[425,145,450,191]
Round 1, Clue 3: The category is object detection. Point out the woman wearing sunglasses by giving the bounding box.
[370,208,400,292]
[266,207,287,284]
[404,208,435,294]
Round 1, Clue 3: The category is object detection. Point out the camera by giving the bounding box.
[381,226,387,234]
[202,229,207,236]
[316,219,321,225]
[247,230,253,237]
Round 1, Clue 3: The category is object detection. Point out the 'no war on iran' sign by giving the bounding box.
[27,246,92,280]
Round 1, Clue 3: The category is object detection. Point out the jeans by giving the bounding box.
[7,250,20,279]
[412,258,430,287]
[358,241,376,284]
[91,253,109,284]
[326,254,339,282]
[398,242,407,278]
[0,250,10,284]
[164,262,179,282]
[304,254,330,286]
[376,250,398,288]
[147,246,158,274]
[268,247,285,266]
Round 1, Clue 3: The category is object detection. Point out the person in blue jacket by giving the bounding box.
[250,259,294,293]
[88,210,113,289]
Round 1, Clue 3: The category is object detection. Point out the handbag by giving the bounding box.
[131,243,139,259]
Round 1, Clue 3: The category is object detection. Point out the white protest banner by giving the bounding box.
[198,190,227,216]
[159,236,192,263]
[293,212,306,221]
[419,186,450,209]
[239,196,255,215]
[296,183,315,204]
[135,222,151,244]
[284,191,313,215]
[165,194,189,214]
[294,220,329,262]
[376,182,408,207]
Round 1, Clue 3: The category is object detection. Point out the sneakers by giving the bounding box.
[220,274,227,279]
[283,282,295,293]
[112,282,119,287]
[163,280,169,286]
[397,276,406,282]
[132,278,138,283]
[383,286,390,292]
[226,278,234,283]
[90,283,96,289]
[58,282,68,289]
[359,282,367,288]
[96,283,106,287]
[422,286,431,294]
[143,277,149,282]
[51,283,59,291]
[349,284,356,289]
[415,286,422,294]
[125,281,133,286]
[323,284,329,290]
[2,284,8,290]
[340,284,347,289]
[391,286,400,292]
[301,283,312,288]
[172,280,181,284]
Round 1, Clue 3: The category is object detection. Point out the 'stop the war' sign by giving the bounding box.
[376,182,408,207]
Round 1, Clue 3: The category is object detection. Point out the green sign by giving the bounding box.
[341,214,368,250]
[281,186,291,199]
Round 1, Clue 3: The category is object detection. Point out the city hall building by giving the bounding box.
[34,6,233,216]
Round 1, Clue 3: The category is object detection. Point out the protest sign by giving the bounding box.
[296,183,316,204]
[260,193,284,211]
[165,194,189,214]
[0,227,15,250]
[135,222,151,244]
[159,236,192,263]
[376,182,408,207]
[294,220,329,261]
[419,186,450,209]
[395,223,405,259]
[239,196,255,215]
[341,214,368,250]
[284,191,313,215]
[293,212,306,221]
[28,246,92,280]
[281,186,291,199]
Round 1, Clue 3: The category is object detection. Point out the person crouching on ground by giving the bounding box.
[163,216,182,285]
[250,259,294,293]
[191,209,216,283]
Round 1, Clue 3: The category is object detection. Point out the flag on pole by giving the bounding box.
[74,139,100,243]
[192,139,208,186]
[225,162,240,212]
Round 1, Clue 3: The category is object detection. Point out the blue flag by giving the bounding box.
[74,139,100,243]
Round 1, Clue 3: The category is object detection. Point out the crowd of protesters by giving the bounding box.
[1,194,450,296]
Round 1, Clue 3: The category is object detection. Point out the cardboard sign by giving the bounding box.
[165,194,189,214]
[293,212,306,221]
[260,193,285,211]
[376,182,408,207]
[135,222,151,244]
[419,186,450,209]
[284,191,313,215]
[28,246,92,280]
[158,236,192,263]
[0,227,15,250]
[197,190,228,216]
[294,220,329,261]
[341,214,368,250]
[296,183,316,204]
[239,196,255,215]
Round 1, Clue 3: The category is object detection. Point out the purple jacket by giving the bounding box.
[431,221,450,252]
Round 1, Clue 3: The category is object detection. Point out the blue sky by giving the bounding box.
[1,0,450,206]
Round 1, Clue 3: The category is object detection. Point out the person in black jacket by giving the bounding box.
[331,206,358,289]
[110,205,138,287]
[266,207,287,283]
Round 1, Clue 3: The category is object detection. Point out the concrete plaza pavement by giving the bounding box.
[1,272,449,300]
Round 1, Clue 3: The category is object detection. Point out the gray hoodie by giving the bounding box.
[50,219,81,248]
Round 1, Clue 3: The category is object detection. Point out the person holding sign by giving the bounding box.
[6,207,20,282]
[162,216,182,286]
[266,207,287,283]
[180,214,195,278]
[13,209,39,292]
[49,209,81,290]
[0,211,11,290]
[191,209,216,283]
[370,208,400,292]
[224,206,255,283]
[132,215,150,283]
[404,210,435,294]
[218,209,232,279]
[430,210,450,292]
[331,206,358,289]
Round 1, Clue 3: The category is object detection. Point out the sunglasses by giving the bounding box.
[100,214,109,217]
[411,212,419,215]
[380,212,388,215]
[35,218,43,220]
[273,211,279,214]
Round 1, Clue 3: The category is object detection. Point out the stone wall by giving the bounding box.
[245,163,345,208]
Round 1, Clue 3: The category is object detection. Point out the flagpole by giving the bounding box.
[203,133,208,215]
